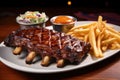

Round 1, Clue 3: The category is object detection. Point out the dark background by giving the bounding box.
[0,0,120,26]
[0,0,119,8]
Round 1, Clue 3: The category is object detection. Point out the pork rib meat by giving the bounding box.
[4,27,90,67]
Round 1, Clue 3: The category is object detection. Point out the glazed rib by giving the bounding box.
[4,27,90,67]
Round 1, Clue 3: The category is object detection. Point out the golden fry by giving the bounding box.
[113,41,120,48]
[73,28,89,33]
[107,30,120,41]
[103,22,120,35]
[89,26,99,57]
[84,34,89,42]
[69,22,97,31]
[95,28,100,37]
[97,35,103,57]
[97,16,103,29]
[102,38,116,45]
[97,29,105,57]
[102,46,108,52]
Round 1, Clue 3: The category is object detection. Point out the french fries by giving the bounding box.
[67,16,120,58]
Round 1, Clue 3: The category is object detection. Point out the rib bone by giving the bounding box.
[13,47,22,55]
[41,56,50,66]
[26,51,36,64]
[57,59,64,68]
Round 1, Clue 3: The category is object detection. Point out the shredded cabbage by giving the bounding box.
[17,11,47,24]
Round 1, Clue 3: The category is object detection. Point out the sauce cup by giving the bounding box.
[50,15,77,33]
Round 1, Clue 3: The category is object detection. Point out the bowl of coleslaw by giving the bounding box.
[16,11,49,29]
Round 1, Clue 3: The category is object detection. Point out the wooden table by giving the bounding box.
[0,7,120,80]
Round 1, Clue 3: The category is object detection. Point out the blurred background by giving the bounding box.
[0,0,119,9]
[0,0,120,26]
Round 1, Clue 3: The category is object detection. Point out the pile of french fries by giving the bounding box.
[67,16,120,58]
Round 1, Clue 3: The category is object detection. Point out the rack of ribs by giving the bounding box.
[4,27,90,67]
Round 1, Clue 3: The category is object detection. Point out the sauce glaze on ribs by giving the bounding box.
[4,27,90,67]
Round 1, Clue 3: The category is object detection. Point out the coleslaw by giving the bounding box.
[16,11,48,25]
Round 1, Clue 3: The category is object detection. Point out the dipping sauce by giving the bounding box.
[54,16,74,24]
[50,15,77,33]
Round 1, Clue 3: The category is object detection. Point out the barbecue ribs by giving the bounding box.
[4,27,90,67]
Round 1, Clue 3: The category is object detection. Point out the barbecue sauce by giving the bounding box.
[54,16,74,24]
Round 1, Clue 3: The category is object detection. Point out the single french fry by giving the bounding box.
[110,43,117,50]
[107,30,120,41]
[73,28,89,33]
[102,38,116,45]
[67,32,73,35]
[103,30,110,39]
[95,28,100,37]
[69,22,97,31]
[98,16,102,25]
[113,41,120,49]
[97,16,103,31]
[77,37,84,40]
[97,35,102,57]
[96,28,105,57]
[116,44,120,48]
[84,34,89,42]
[103,22,120,35]
[102,46,108,52]
[89,26,99,57]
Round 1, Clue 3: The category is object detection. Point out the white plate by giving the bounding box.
[0,21,120,73]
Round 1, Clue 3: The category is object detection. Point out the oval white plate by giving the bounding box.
[0,21,120,73]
